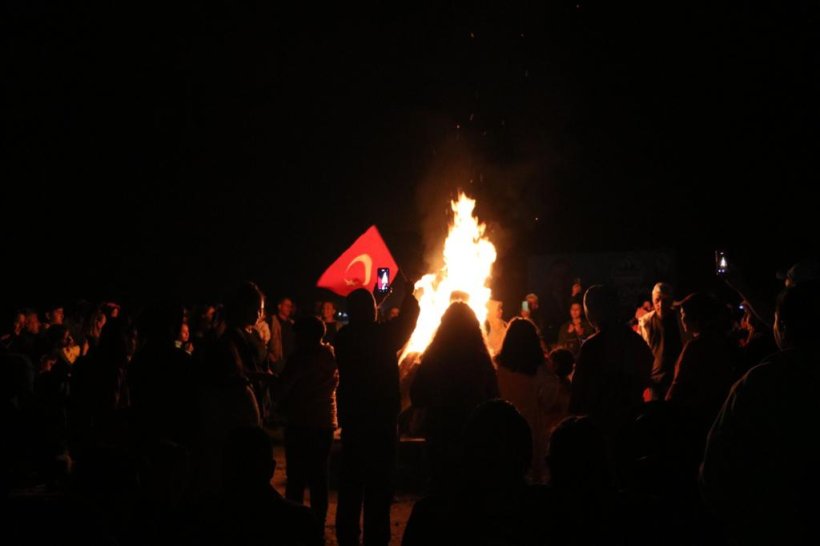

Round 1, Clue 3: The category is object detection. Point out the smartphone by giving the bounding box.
[715,250,728,276]
[376,267,390,294]
[521,300,530,313]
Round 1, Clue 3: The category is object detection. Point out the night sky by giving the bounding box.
[4,1,818,309]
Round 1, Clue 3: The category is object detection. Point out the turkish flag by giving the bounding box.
[317,226,400,296]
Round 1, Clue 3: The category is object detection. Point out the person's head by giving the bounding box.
[571,279,583,297]
[23,309,41,335]
[549,348,575,379]
[222,426,275,492]
[569,302,583,321]
[346,288,377,324]
[778,258,820,288]
[583,285,619,330]
[496,317,544,376]
[225,281,265,328]
[277,297,294,320]
[430,301,484,349]
[525,293,539,310]
[320,301,336,322]
[45,305,64,326]
[774,282,820,351]
[294,316,326,349]
[12,310,26,336]
[651,282,674,318]
[678,292,725,336]
[547,416,609,491]
[461,400,532,490]
[85,306,107,339]
[423,301,491,371]
[178,322,190,343]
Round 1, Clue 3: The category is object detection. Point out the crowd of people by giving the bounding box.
[2,258,818,545]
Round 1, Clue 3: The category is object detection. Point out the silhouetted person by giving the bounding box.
[29,324,75,485]
[547,416,619,545]
[571,285,652,443]
[334,285,419,546]
[69,316,131,451]
[18,308,45,364]
[701,282,820,544]
[1,349,36,492]
[403,400,553,545]
[276,316,338,528]
[723,258,819,331]
[410,301,498,489]
[80,305,107,357]
[666,293,739,432]
[0,309,27,351]
[639,282,687,400]
[196,281,262,496]
[546,347,574,442]
[128,303,194,447]
[495,317,559,484]
[736,302,778,376]
[208,426,322,545]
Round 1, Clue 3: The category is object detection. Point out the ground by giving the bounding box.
[270,431,423,546]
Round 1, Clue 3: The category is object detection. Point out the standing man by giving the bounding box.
[333,283,419,546]
[639,282,687,400]
[701,282,820,544]
[269,296,295,375]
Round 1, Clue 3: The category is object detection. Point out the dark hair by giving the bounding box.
[462,399,533,479]
[294,316,326,345]
[548,416,609,490]
[678,292,725,334]
[777,282,820,348]
[346,288,376,324]
[495,318,544,376]
[421,302,494,381]
[225,281,264,327]
[549,348,575,378]
[583,285,620,328]
[44,324,71,352]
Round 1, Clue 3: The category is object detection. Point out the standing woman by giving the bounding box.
[557,302,594,358]
[410,302,498,489]
[496,318,560,483]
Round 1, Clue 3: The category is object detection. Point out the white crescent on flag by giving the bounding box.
[343,253,372,286]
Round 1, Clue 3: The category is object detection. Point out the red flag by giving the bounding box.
[317,226,399,296]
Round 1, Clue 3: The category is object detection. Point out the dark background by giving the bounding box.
[4,1,818,311]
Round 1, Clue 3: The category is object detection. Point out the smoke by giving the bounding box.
[412,115,563,302]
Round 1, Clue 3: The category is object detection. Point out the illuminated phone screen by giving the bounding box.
[377,268,390,291]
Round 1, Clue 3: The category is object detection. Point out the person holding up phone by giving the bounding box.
[333,276,420,546]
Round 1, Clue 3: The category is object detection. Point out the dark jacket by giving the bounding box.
[334,295,419,429]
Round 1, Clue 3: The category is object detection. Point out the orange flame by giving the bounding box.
[402,193,497,359]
